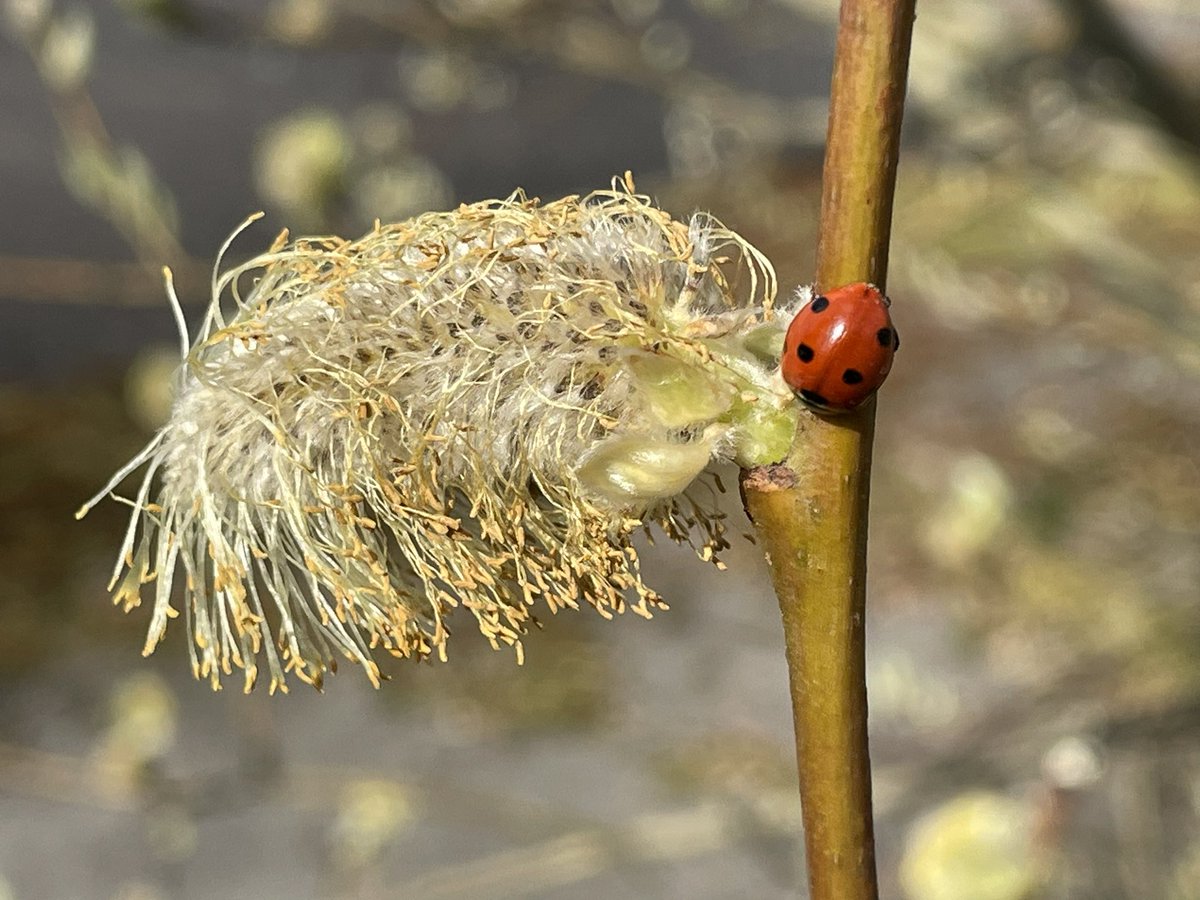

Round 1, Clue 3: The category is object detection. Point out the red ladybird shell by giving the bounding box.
[780,282,898,412]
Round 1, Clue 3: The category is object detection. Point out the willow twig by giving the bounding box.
[740,1,917,897]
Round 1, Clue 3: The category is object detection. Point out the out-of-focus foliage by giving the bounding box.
[329,779,415,872]
[253,110,352,229]
[252,106,453,229]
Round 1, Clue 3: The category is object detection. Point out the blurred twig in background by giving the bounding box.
[7,0,190,270]
[0,255,207,305]
[1057,0,1200,152]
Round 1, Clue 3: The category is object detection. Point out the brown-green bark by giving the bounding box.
[740,1,917,897]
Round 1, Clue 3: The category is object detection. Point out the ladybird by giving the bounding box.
[780,282,898,412]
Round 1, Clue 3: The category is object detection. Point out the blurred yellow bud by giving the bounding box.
[901,791,1036,900]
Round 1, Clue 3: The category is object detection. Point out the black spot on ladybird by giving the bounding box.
[799,388,830,408]
[810,296,830,313]
[842,369,864,385]
[876,327,893,348]
[797,343,815,363]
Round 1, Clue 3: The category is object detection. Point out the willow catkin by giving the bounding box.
[79,179,800,693]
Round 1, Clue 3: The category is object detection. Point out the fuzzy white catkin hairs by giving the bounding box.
[80,178,799,692]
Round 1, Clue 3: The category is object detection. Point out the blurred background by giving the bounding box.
[2,0,1199,897]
